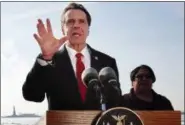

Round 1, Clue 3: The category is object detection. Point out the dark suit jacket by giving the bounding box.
[22,44,121,110]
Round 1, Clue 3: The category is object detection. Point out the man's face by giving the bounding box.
[132,68,153,93]
[62,9,89,45]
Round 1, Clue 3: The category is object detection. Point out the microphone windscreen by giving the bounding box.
[81,67,99,87]
[99,67,117,83]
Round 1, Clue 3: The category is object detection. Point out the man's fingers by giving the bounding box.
[46,18,53,34]
[37,19,47,37]
[38,19,42,24]
[33,33,42,45]
[59,36,68,45]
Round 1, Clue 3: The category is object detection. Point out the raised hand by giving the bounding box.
[34,18,68,60]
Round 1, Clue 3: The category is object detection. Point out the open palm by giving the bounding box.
[34,18,68,60]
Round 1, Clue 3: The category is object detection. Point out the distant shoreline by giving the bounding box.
[1,114,41,118]
[1,116,41,118]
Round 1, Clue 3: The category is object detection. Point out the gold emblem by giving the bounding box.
[112,115,126,125]
[94,107,144,125]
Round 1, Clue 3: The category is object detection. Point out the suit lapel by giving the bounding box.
[58,45,101,106]
[87,45,101,72]
[58,45,76,81]
[58,45,83,103]
[60,44,101,74]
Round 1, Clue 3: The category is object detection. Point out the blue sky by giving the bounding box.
[1,2,184,115]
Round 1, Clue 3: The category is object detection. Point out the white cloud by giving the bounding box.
[1,39,47,115]
[2,5,62,25]
[1,39,19,76]
[1,2,97,24]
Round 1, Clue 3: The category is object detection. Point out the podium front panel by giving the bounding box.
[34,110,181,125]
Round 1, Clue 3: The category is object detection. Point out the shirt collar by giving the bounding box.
[65,42,89,58]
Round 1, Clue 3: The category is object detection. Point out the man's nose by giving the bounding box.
[73,21,80,28]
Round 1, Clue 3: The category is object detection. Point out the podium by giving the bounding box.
[35,108,181,125]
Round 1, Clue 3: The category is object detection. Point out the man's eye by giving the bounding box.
[67,20,75,24]
[79,19,85,23]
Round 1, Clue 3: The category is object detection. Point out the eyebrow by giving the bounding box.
[67,18,86,20]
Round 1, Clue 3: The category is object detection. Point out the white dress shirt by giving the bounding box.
[65,43,91,74]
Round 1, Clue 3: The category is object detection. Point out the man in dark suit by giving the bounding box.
[22,2,121,110]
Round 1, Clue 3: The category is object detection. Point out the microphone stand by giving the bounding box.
[100,93,106,111]
[96,85,106,111]
[89,79,107,111]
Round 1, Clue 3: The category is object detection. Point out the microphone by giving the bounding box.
[99,67,121,95]
[81,67,106,111]
[99,67,122,108]
[81,67,100,91]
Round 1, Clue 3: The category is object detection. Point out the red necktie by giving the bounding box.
[76,53,86,102]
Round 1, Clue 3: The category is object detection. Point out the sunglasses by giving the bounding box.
[135,74,152,80]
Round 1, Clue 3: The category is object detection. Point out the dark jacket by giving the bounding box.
[22,44,121,110]
[121,88,174,110]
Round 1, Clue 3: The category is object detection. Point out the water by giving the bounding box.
[1,114,184,125]
[1,118,40,125]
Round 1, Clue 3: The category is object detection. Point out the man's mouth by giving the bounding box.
[72,32,82,37]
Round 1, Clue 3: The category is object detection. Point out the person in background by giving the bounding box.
[22,2,121,110]
[121,64,174,110]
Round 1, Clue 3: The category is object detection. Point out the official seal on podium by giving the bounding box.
[94,107,144,125]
